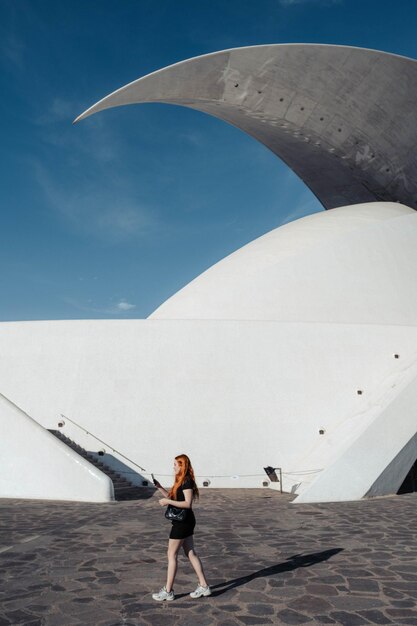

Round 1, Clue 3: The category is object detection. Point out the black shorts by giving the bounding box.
[169,509,196,540]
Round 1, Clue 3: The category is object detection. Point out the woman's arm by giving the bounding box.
[153,479,169,498]
[159,489,193,509]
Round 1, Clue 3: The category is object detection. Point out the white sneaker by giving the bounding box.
[190,584,212,598]
[152,586,175,601]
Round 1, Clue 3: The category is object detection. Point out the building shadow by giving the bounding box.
[115,485,156,501]
[398,459,417,494]
[178,548,342,598]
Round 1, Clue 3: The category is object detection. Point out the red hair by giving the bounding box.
[169,454,199,500]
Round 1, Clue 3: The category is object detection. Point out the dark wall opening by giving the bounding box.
[397,459,417,494]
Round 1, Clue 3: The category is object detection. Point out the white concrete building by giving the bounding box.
[2,45,417,503]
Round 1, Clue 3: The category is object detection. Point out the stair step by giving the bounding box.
[48,428,145,501]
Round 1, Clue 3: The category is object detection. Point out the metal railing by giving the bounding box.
[59,413,147,472]
[57,416,321,491]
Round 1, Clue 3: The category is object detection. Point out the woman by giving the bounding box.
[152,454,211,602]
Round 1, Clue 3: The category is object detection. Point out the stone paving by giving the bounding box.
[1,489,417,626]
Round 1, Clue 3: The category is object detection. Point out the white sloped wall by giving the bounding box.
[0,393,114,502]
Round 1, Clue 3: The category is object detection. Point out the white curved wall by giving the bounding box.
[151,203,417,325]
[0,392,114,502]
[0,318,416,500]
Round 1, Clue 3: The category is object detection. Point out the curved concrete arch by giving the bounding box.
[75,44,417,210]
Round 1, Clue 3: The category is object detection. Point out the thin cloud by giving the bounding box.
[63,297,137,315]
[0,2,44,71]
[275,169,324,226]
[34,100,118,164]
[280,195,322,225]
[116,300,136,311]
[35,98,77,126]
[33,161,157,244]
[279,0,342,5]
[2,34,25,69]
[177,130,206,147]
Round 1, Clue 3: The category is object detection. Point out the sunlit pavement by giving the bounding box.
[1,489,417,625]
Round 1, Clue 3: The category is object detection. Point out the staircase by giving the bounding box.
[48,430,150,501]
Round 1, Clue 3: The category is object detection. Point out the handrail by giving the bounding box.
[59,413,147,472]
[58,413,321,485]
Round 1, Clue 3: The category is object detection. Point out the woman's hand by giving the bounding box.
[159,498,170,506]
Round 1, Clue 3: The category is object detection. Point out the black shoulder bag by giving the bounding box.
[165,504,187,522]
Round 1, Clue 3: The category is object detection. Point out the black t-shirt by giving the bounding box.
[175,477,194,502]
[171,477,196,526]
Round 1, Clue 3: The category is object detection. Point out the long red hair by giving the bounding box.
[169,454,199,500]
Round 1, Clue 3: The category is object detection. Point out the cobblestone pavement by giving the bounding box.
[1,489,417,626]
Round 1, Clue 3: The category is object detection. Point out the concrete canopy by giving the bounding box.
[76,44,417,210]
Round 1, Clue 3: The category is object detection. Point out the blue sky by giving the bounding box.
[1,0,417,321]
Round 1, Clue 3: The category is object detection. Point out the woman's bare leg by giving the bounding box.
[166,538,183,592]
[183,536,208,587]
